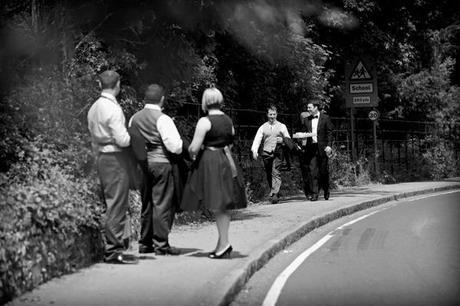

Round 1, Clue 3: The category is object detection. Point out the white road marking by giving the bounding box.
[261,190,459,306]
[261,210,381,306]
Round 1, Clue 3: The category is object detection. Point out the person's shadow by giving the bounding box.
[138,247,200,260]
[187,250,247,259]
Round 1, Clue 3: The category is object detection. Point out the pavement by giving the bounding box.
[9,179,460,306]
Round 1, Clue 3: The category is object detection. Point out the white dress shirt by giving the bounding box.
[87,92,130,153]
[311,112,320,143]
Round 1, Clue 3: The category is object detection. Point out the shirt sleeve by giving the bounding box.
[251,125,264,153]
[108,105,131,147]
[280,124,291,138]
[157,114,183,154]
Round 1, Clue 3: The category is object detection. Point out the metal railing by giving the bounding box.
[175,102,460,178]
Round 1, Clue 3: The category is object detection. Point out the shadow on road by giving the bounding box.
[186,251,248,259]
[231,211,269,221]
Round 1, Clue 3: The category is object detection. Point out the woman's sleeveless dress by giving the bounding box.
[180,114,247,211]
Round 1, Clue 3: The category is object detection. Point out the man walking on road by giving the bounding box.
[251,105,291,204]
[298,100,333,201]
[87,70,136,264]
[129,84,183,255]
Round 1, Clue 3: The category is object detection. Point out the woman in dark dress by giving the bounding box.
[181,87,247,258]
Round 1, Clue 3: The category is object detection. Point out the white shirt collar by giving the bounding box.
[144,104,162,111]
[101,92,117,103]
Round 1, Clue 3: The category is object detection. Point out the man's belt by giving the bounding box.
[145,143,161,151]
[98,141,114,146]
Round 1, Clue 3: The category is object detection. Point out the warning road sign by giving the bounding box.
[350,61,372,80]
[345,57,378,108]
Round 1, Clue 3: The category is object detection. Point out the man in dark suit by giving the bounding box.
[298,100,334,201]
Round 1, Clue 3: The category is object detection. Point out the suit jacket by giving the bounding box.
[127,123,190,211]
[302,111,334,153]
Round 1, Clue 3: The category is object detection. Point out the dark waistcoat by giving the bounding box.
[130,108,169,163]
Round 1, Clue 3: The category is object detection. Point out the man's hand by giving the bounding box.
[252,150,258,160]
[276,136,283,144]
[324,146,332,157]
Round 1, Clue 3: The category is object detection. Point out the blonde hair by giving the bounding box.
[201,87,223,112]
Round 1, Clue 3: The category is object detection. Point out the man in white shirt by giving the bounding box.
[129,84,183,255]
[251,105,291,204]
[87,70,136,264]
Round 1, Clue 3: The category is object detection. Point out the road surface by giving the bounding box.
[233,191,460,306]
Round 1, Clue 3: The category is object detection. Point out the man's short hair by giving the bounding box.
[98,70,120,90]
[267,105,277,113]
[308,99,321,109]
[144,84,165,104]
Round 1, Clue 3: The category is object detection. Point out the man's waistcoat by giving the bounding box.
[130,108,169,163]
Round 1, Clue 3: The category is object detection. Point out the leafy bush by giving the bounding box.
[422,139,459,180]
[330,148,372,188]
[0,139,104,304]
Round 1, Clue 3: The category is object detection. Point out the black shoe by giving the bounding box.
[139,245,155,254]
[209,245,233,259]
[104,253,139,264]
[155,247,180,256]
[310,195,318,201]
[324,191,330,200]
[270,194,279,204]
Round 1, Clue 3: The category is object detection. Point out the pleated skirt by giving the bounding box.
[180,149,247,211]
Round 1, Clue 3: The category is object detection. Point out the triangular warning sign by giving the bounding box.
[350,61,372,80]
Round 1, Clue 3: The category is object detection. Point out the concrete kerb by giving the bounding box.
[211,184,460,306]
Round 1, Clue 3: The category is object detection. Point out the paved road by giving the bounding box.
[9,182,460,306]
[234,191,460,306]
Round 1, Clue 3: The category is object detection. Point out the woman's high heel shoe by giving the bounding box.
[208,245,233,259]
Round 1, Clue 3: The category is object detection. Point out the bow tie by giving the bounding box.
[311,115,318,119]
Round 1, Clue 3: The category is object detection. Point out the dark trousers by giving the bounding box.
[262,151,282,196]
[301,144,330,197]
[97,152,130,260]
[139,162,175,250]
[299,149,313,197]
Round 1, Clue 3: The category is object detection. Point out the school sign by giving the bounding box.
[345,58,378,108]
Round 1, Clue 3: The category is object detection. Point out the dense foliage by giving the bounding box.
[1,0,459,303]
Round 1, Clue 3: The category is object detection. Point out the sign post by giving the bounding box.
[345,57,379,164]
[368,109,380,175]
[350,107,357,163]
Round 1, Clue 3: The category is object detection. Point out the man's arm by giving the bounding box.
[323,114,334,155]
[108,107,131,148]
[251,125,264,160]
[325,115,334,147]
[157,115,183,154]
[280,124,291,138]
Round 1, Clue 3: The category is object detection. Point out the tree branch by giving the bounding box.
[74,13,113,51]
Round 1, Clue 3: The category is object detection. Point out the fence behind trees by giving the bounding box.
[176,103,460,183]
